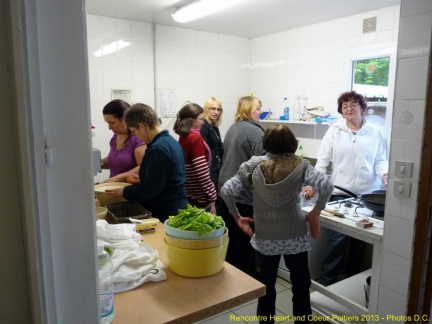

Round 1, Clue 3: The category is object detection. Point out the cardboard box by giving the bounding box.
[356,219,373,229]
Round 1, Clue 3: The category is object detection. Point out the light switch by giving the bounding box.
[393,180,411,198]
[395,161,413,178]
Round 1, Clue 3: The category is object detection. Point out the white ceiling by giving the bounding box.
[85,0,401,39]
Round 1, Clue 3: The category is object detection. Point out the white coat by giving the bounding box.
[315,119,388,196]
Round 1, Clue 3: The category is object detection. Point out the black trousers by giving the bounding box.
[257,251,312,324]
[218,197,258,278]
[319,195,368,286]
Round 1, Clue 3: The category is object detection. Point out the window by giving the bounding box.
[351,57,390,135]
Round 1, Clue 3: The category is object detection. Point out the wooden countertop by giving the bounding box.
[113,222,266,324]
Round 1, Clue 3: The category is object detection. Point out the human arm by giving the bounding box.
[249,125,265,157]
[220,177,255,237]
[220,157,262,236]
[103,144,147,183]
[373,132,389,186]
[205,201,216,214]
[200,121,210,144]
[303,163,334,239]
[315,127,334,174]
[122,147,173,204]
[101,157,108,169]
[306,206,321,239]
[304,163,334,209]
[188,135,217,204]
[304,127,334,198]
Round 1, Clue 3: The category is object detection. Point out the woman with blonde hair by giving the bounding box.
[218,95,265,277]
[200,97,224,189]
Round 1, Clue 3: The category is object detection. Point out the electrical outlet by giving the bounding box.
[393,180,411,198]
[395,161,413,178]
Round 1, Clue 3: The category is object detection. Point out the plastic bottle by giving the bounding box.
[294,95,301,120]
[298,144,304,157]
[283,98,290,120]
[98,243,114,324]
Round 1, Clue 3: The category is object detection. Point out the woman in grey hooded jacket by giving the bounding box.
[221,124,333,324]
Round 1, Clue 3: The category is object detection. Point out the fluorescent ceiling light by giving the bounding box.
[172,0,244,23]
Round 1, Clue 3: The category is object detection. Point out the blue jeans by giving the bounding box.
[257,251,312,324]
[319,232,367,286]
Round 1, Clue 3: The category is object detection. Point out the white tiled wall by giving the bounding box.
[250,6,400,158]
[87,15,251,182]
[378,0,432,317]
[86,2,430,315]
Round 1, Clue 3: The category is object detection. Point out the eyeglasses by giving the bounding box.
[342,102,359,110]
[209,107,222,112]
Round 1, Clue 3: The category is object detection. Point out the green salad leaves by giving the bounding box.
[167,204,224,236]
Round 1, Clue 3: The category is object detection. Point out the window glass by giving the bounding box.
[352,57,390,135]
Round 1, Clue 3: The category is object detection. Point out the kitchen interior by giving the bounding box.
[2,0,432,323]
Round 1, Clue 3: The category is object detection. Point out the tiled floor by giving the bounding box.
[197,277,295,324]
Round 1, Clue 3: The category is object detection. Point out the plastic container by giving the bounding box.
[165,238,229,278]
[164,219,225,240]
[298,145,304,157]
[283,98,290,120]
[98,243,114,324]
[95,206,108,220]
[94,182,130,206]
[105,201,152,223]
[294,95,302,120]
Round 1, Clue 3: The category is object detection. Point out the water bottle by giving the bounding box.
[298,144,304,157]
[98,243,114,324]
[283,98,290,120]
[294,95,301,120]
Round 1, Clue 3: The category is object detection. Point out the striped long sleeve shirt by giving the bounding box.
[179,130,217,204]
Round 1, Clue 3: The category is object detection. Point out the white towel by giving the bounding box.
[96,220,167,293]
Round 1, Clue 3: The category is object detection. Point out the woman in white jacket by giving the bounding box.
[314,91,388,286]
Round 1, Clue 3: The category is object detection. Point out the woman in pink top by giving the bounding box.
[102,99,146,183]
[174,103,217,213]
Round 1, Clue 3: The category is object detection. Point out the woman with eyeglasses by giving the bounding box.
[174,103,217,213]
[200,97,224,191]
[304,91,388,286]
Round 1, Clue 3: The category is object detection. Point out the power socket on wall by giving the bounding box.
[393,180,411,198]
[394,161,413,178]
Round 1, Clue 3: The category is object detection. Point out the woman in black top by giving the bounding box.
[200,97,224,190]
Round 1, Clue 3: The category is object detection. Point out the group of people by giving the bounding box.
[101,91,388,324]
[102,97,224,222]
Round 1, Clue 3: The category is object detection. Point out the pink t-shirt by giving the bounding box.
[107,134,145,177]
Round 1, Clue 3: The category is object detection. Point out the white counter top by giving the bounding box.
[302,206,383,323]
[302,205,383,243]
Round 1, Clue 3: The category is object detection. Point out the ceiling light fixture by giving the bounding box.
[172,0,244,23]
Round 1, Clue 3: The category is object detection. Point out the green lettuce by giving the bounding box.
[167,204,224,236]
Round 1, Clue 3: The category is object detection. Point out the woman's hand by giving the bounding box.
[206,201,216,214]
[306,206,321,239]
[301,186,317,200]
[127,175,140,184]
[235,215,254,237]
[382,173,388,186]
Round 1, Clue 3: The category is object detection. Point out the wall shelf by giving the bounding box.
[259,119,331,126]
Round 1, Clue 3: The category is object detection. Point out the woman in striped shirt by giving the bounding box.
[174,103,217,213]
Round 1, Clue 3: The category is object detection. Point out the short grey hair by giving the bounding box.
[125,103,160,129]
